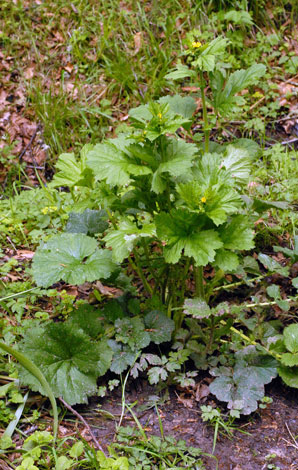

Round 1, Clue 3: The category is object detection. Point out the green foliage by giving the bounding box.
[209,346,278,414]
[18,322,112,405]
[32,233,116,287]
[276,324,298,388]
[66,209,108,235]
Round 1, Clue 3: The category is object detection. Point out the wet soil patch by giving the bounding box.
[75,379,298,470]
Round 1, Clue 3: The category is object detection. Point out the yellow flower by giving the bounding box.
[201,196,207,203]
[192,41,202,49]
[41,207,49,214]
[157,112,162,119]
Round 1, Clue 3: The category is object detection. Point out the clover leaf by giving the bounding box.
[18,323,112,405]
[32,233,116,287]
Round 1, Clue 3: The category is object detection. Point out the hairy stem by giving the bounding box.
[200,70,210,153]
[194,263,205,301]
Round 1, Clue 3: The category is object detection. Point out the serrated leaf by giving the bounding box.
[18,323,112,405]
[108,340,137,374]
[158,95,197,119]
[50,145,94,189]
[152,138,197,193]
[66,209,108,235]
[87,136,152,186]
[68,304,104,339]
[104,217,156,262]
[183,299,211,319]
[283,324,298,353]
[278,365,298,388]
[32,233,116,287]
[220,146,252,185]
[213,64,266,114]
[155,209,223,265]
[214,249,239,271]
[144,311,175,344]
[218,215,254,251]
[280,353,298,367]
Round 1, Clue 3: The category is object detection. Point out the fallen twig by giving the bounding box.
[59,397,107,455]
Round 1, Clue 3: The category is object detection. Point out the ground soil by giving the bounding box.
[75,379,298,470]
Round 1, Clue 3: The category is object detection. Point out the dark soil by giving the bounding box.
[76,379,298,470]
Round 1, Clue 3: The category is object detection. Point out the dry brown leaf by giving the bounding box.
[133,32,143,55]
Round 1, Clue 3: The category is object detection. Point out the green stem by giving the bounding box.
[200,70,210,153]
[0,341,58,441]
[194,264,205,301]
[128,253,153,296]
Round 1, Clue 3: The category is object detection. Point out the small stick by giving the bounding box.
[18,123,41,161]
[59,397,107,456]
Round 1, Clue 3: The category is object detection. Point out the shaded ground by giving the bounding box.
[74,379,298,470]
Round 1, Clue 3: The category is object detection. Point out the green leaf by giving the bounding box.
[266,285,281,300]
[152,138,197,193]
[283,324,298,354]
[280,353,298,367]
[155,209,223,265]
[108,340,136,374]
[68,304,104,339]
[87,136,152,186]
[115,317,151,350]
[213,64,266,114]
[165,64,196,81]
[50,145,94,189]
[220,145,252,185]
[214,249,239,271]
[258,253,290,277]
[192,37,229,72]
[210,347,277,414]
[278,365,298,388]
[183,299,211,319]
[144,311,175,344]
[66,209,108,235]
[32,233,116,287]
[274,236,298,262]
[18,323,112,405]
[293,277,298,289]
[104,217,156,263]
[218,215,255,251]
[158,95,197,119]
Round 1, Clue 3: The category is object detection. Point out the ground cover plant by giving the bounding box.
[1,1,298,469]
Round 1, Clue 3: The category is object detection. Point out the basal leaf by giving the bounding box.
[278,365,298,388]
[68,304,104,339]
[108,340,137,374]
[115,317,151,350]
[66,209,108,235]
[210,347,277,414]
[104,217,156,262]
[18,323,112,405]
[283,324,298,354]
[32,233,116,287]
[144,311,175,344]
[155,209,222,265]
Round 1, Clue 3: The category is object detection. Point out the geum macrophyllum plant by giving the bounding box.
[33,94,258,320]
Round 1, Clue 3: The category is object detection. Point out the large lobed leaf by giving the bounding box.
[18,323,112,405]
[50,144,94,189]
[155,209,223,265]
[32,233,116,287]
